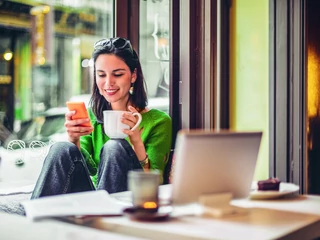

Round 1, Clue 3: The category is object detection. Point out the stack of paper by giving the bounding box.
[21,190,132,221]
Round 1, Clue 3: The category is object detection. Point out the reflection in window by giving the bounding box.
[0,0,114,132]
[0,0,114,182]
[139,0,170,114]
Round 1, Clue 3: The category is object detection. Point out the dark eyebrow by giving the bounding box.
[112,68,126,72]
[96,69,126,73]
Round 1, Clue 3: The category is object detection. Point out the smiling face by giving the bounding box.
[95,54,136,110]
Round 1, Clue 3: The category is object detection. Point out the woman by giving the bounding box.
[31,37,172,198]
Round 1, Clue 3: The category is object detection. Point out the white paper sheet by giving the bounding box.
[21,190,132,221]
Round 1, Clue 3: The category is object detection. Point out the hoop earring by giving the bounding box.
[129,83,134,95]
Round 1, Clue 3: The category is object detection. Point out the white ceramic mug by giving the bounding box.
[103,110,142,139]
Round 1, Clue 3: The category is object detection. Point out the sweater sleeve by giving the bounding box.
[80,134,97,176]
[143,112,172,179]
[79,109,98,176]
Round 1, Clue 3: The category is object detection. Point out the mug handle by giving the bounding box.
[131,113,142,131]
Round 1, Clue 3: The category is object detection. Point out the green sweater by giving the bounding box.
[80,108,172,186]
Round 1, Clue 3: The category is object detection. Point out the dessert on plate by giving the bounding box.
[257,177,281,191]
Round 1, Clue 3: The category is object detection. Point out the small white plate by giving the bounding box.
[250,182,300,200]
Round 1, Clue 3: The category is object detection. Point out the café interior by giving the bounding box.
[2,0,320,239]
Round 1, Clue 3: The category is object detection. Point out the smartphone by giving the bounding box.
[66,101,92,127]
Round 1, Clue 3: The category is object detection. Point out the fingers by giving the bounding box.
[125,127,144,147]
[121,115,142,140]
[67,126,92,135]
[66,119,91,128]
[65,111,76,120]
[121,113,139,130]
[66,126,93,142]
[65,111,93,138]
[124,126,144,136]
[121,106,142,137]
[127,105,138,113]
[65,110,91,127]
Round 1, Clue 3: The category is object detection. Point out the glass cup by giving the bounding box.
[128,169,160,213]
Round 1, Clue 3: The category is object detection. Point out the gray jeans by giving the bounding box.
[31,139,142,199]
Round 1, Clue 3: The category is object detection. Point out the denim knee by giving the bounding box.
[50,141,77,152]
[32,141,94,198]
[103,139,128,150]
[100,139,133,162]
[97,139,141,193]
[45,141,79,164]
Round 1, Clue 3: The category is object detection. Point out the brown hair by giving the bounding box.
[90,37,148,122]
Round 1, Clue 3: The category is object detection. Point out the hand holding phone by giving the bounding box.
[66,101,92,127]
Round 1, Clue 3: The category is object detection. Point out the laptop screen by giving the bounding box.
[170,130,262,205]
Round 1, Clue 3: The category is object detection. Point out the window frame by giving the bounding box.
[269,0,306,192]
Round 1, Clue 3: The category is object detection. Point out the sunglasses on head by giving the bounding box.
[93,37,133,53]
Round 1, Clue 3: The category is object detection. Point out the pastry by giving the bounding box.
[257,178,281,191]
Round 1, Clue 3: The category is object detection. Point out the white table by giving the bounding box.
[0,212,146,240]
[232,194,320,216]
[84,184,320,240]
[3,184,320,240]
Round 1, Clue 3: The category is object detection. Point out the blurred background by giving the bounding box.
[0,0,170,182]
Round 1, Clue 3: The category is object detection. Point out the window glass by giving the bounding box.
[0,0,114,182]
[139,0,170,114]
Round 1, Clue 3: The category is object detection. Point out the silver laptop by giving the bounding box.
[171,129,262,204]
